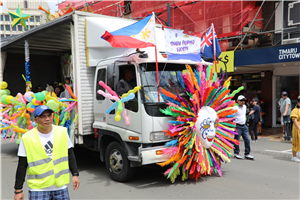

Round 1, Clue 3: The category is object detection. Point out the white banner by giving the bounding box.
[164,28,202,62]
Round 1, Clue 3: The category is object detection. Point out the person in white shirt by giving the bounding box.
[233,95,255,160]
[14,105,80,200]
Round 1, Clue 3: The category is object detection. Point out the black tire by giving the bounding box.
[105,141,135,182]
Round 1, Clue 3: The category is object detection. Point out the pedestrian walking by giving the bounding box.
[233,95,255,160]
[248,98,261,142]
[257,101,263,136]
[14,105,80,200]
[290,96,300,163]
[278,91,292,138]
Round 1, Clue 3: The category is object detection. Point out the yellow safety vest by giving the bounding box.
[22,125,70,189]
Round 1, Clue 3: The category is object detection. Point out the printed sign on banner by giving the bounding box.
[213,51,234,73]
[164,28,202,62]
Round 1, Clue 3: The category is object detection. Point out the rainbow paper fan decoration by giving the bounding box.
[157,63,244,183]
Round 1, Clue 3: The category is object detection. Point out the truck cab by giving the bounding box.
[92,49,210,181]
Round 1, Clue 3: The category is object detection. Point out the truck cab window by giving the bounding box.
[96,69,106,100]
[116,65,138,112]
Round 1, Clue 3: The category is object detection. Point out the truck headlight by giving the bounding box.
[150,132,170,141]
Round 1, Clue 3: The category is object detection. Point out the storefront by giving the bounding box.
[234,43,300,127]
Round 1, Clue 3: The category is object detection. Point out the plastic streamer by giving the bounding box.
[157,64,240,183]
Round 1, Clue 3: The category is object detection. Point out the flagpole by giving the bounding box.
[155,44,160,102]
[153,12,160,102]
[212,23,218,73]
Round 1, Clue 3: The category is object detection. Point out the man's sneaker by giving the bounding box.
[234,154,243,159]
[291,157,300,162]
[255,140,258,142]
[245,154,255,160]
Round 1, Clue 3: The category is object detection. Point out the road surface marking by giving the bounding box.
[265,149,292,154]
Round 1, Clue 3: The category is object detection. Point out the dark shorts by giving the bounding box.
[29,187,70,200]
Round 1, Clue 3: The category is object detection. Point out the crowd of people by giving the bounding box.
[233,91,300,163]
[34,76,73,99]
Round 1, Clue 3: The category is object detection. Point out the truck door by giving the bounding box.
[94,66,107,124]
[106,63,142,134]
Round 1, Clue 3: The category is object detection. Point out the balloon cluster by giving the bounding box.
[97,81,141,125]
[0,81,78,144]
[38,5,74,21]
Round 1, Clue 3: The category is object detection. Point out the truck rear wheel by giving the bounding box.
[105,141,135,182]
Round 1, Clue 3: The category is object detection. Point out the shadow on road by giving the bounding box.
[73,145,225,189]
[1,141,18,157]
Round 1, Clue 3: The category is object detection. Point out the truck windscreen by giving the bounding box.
[140,62,189,103]
[139,62,195,116]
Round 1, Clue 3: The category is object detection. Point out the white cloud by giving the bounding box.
[46,0,64,13]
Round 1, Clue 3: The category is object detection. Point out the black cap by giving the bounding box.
[252,98,259,102]
[66,76,71,80]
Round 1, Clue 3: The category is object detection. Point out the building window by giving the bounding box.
[24,0,28,8]
[12,26,17,31]
[1,15,3,21]
[36,16,40,22]
[30,25,34,30]
[1,34,4,38]
[30,16,34,22]
[18,25,22,31]
[5,15,10,21]
[1,25,4,31]
[24,27,28,31]
[11,16,14,21]
[5,25,10,31]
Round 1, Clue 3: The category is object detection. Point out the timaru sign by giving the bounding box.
[235,43,300,66]
[278,48,300,60]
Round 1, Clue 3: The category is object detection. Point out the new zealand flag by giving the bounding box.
[200,24,221,59]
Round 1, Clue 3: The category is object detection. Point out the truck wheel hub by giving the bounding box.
[109,149,123,173]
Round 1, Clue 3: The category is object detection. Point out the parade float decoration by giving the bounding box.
[97,81,141,125]
[157,63,244,183]
[24,40,31,91]
[38,5,74,21]
[0,81,78,144]
[8,6,31,29]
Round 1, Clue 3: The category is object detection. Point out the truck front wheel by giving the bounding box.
[105,141,135,182]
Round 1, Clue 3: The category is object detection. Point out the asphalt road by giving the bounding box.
[1,136,300,200]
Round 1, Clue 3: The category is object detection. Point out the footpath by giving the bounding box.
[259,127,292,142]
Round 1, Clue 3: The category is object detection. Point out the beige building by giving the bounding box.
[1,0,49,38]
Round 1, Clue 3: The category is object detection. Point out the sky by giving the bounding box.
[1,0,64,13]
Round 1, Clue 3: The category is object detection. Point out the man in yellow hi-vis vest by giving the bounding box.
[14,105,80,200]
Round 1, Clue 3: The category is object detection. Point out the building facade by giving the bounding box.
[0,0,49,38]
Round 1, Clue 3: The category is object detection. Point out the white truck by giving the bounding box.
[2,11,210,182]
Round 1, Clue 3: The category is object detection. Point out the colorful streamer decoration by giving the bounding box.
[8,6,31,29]
[157,63,242,183]
[97,81,141,125]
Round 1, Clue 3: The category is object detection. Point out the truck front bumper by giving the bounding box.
[128,145,169,165]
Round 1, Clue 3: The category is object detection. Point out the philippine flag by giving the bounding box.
[200,24,221,59]
[101,14,156,48]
